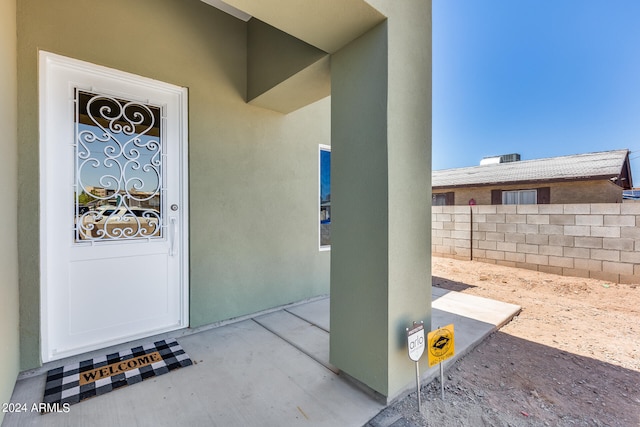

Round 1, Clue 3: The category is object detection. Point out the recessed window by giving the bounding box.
[319,145,331,250]
[502,189,537,205]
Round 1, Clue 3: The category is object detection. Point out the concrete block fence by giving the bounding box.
[432,204,640,284]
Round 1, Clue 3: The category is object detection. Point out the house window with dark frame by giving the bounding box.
[492,187,550,205]
[319,145,331,250]
[502,189,537,205]
[432,192,454,206]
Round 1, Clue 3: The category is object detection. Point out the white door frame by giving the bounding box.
[39,51,189,362]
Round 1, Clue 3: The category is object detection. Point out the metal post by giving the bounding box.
[416,361,421,412]
[440,361,445,400]
[470,205,473,261]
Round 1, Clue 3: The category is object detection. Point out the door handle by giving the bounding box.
[170,217,178,256]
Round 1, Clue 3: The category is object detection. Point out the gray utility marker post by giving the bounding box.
[406,321,425,413]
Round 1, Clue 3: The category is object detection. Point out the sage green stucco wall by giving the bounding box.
[330,22,391,395]
[247,18,327,101]
[379,0,432,398]
[331,0,431,399]
[18,0,330,369]
[0,0,20,421]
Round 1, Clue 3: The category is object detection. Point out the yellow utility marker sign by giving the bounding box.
[427,324,455,367]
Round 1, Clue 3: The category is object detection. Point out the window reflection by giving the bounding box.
[320,146,331,249]
[74,90,163,242]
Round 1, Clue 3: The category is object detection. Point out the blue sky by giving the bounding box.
[433,0,640,182]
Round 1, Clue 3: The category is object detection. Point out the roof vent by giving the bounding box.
[480,153,521,165]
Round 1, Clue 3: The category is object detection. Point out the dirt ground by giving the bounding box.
[386,257,640,427]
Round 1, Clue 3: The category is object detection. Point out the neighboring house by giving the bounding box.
[432,149,632,206]
[1,0,432,411]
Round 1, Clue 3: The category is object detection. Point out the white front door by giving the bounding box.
[39,52,189,362]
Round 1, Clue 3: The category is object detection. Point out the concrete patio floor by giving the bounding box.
[3,289,520,427]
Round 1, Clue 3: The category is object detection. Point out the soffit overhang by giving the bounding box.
[201,0,387,113]
[214,0,386,54]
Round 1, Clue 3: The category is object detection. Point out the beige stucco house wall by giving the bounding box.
[434,179,624,206]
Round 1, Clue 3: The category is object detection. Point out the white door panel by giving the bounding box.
[39,52,189,362]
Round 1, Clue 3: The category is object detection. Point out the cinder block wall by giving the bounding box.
[432,204,640,284]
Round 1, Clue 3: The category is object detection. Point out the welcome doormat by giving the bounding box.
[43,339,192,409]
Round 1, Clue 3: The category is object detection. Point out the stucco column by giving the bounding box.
[330,0,432,400]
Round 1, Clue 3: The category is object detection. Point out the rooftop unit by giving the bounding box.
[480,153,521,166]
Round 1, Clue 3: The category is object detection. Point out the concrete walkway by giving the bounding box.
[3,289,520,427]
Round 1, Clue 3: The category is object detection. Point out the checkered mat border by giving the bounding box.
[43,339,192,409]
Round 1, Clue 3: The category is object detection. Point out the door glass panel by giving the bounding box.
[75,89,163,242]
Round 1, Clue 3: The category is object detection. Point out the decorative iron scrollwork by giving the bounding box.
[75,90,163,242]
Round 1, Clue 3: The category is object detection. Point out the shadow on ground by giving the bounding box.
[433,276,477,292]
[368,331,640,426]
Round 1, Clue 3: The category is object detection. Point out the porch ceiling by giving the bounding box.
[200,0,387,113]
[214,0,386,53]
